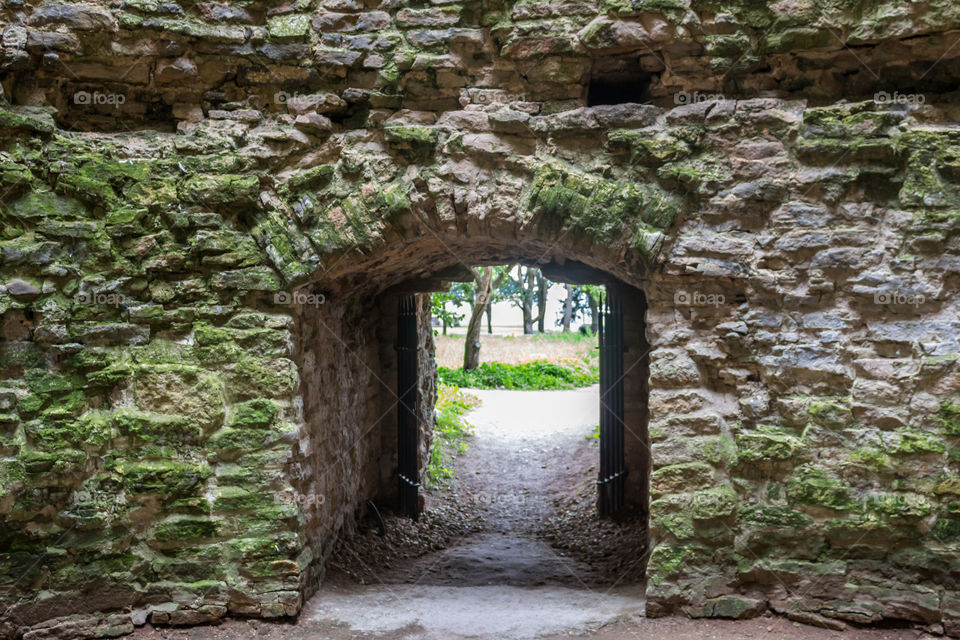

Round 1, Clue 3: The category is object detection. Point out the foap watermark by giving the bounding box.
[273,91,315,110]
[279,493,326,507]
[674,91,726,105]
[74,90,126,108]
[274,291,326,308]
[674,290,725,308]
[874,91,925,105]
[874,290,925,307]
[75,291,126,307]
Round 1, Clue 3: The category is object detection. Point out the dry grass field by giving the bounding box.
[434,332,597,369]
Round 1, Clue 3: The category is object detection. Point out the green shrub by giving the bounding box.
[437,360,598,390]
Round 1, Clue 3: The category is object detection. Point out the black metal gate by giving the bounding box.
[397,295,420,520]
[598,286,626,518]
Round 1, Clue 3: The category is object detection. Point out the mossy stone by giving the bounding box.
[786,465,857,511]
[690,485,738,520]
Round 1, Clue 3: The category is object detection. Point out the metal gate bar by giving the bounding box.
[397,295,420,520]
[598,286,626,517]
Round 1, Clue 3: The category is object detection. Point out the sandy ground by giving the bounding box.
[434,333,595,368]
[129,388,925,640]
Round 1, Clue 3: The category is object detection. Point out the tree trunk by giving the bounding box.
[587,291,599,333]
[536,272,548,333]
[486,303,493,334]
[521,267,536,334]
[562,283,574,332]
[442,316,448,336]
[464,267,494,370]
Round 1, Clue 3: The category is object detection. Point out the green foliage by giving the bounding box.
[431,289,468,333]
[438,360,598,389]
[427,384,479,486]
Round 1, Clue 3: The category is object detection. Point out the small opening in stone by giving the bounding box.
[587,77,651,106]
[586,59,652,106]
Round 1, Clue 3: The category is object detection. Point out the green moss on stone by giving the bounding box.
[209,427,278,452]
[228,358,297,400]
[527,163,679,249]
[24,370,84,395]
[806,396,850,426]
[739,505,813,528]
[647,542,709,578]
[651,461,714,494]
[112,408,202,445]
[111,459,211,496]
[0,342,46,369]
[938,401,960,435]
[285,165,335,193]
[228,399,279,429]
[24,411,116,451]
[227,532,299,560]
[6,191,87,220]
[133,365,224,431]
[212,486,276,512]
[180,175,259,208]
[736,427,806,463]
[846,448,893,473]
[0,106,55,134]
[384,126,439,159]
[153,516,221,542]
[690,485,738,520]
[889,427,946,455]
[267,14,311,39]
[786,465,857,511]
[932,517,960,541]
[864,492,933,519]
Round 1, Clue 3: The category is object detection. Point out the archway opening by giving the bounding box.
[288,238,653,614]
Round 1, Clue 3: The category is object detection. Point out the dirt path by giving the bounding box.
[373,386,611,587]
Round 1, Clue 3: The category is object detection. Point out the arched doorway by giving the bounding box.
[288,230,657,594]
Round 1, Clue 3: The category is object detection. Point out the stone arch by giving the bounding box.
[283,191,663,599]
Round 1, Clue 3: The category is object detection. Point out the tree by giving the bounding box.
[554,284,603,333]
[561,283,574,332]
[430,286,470,335]
[584,285,602,334]
[463,267,509,369]
[501,265,548,334]
[536,271,548,333]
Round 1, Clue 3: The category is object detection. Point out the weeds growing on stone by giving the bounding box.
[427,384,479,486]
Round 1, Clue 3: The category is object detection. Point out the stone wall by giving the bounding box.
[1,0,960,636]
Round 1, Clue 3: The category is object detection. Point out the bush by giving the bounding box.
[437,360,598,390]
[427,384,479,486]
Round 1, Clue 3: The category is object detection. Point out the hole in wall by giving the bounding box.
[587,56,653,106]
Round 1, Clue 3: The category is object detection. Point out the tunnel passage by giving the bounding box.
[291,239,657,578]
[287,248,656,597]
[375,262,651,523]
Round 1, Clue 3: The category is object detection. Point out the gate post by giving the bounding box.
[396,294,420,520]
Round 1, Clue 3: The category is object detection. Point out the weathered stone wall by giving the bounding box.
[1,0,960,636]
